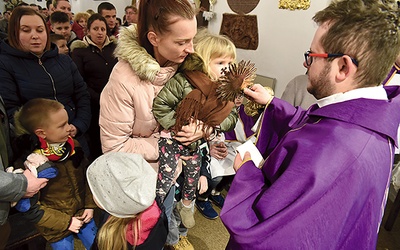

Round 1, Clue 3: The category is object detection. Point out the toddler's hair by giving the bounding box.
[97,216,140,250]
[14,98,64,136]
[194,28,237,81]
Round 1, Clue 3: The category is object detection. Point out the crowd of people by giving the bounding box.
[0,0,400,249]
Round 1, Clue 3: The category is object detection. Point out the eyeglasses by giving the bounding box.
[304,50,358,67]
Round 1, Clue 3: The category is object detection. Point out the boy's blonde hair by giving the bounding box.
[14,98,64,136]
[194,29,237,81]
[74,12,90,23]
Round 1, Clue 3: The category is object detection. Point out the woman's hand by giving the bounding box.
[174,118,207,146]
[210,142,228,160]
[69,124,78,137]
[243,84,273,105]
[233,151,251,172]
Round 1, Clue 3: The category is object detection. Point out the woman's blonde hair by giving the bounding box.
[96,215,141,250]
[74,12,90,23]
[194,29,237,81]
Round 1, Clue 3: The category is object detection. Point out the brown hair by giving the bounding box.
[8,7,51,52]
[14,98,64,136]
[52,0,69,9]
[137,0,195,57]
[313,0,400,87]
[87,13,107,31]
[124,5,138,13]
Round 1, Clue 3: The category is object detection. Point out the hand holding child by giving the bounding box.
[174,119,211,146]
[22,169,48,198]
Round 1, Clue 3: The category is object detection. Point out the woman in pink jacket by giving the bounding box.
[99,0,207,249]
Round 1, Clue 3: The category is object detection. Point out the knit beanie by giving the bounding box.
[87,152,157,218]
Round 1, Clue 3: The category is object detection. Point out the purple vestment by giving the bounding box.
[224,105,256,142]
[221,86,400,250]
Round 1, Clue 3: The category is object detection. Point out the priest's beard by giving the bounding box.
[307,64,335,100]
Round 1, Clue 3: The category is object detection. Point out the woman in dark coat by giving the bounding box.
[0,7,91,148]
[71,14,118,160]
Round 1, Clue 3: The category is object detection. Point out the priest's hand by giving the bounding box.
[243,84,273,105]
[233,151,251,172]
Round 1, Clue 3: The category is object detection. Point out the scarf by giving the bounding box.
[175,71,234,135]
[34,136,75,162]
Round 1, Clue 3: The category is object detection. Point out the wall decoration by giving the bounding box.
[220,0,260,50]
[279,0,310,10]
[220,13,258,50]
[227,0,260,14]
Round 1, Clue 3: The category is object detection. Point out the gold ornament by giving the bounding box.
[216,60,257,102]
[244,87,274,117]
[279,0,310,10]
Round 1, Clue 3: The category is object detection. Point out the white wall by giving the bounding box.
[207,1,330,97]
[70,1,130,18]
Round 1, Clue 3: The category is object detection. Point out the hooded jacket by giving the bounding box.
[99,25,178,168]
[71,36,118,104]
[153,53,237,134]
[0,40,91,136]
[13,140,95,243]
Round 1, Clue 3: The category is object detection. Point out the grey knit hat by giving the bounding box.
[87,152,157,218]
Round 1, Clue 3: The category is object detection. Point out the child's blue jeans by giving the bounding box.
[50,219,97,250]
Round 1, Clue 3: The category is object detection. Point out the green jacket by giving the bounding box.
[153,54,238,134]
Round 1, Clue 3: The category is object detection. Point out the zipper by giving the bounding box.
[38,57,58,101]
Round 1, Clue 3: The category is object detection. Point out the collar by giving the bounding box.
[316,85,388,108]
[83,35,111,50]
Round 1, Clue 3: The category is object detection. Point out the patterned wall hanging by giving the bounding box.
[220,0,260,50]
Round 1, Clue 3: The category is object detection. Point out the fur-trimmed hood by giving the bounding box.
[114,25,162,82]
[70,35,117,52]
[179,52,207,73]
